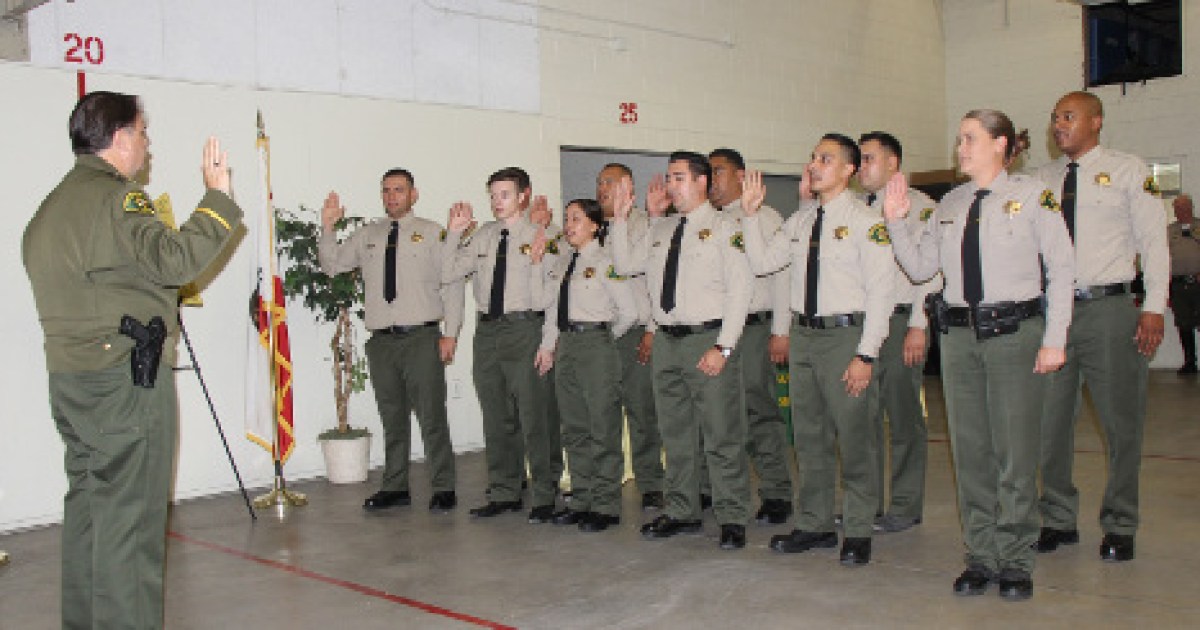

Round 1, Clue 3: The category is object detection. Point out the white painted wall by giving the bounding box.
[942,0,1198,368]
[1,0,949,531]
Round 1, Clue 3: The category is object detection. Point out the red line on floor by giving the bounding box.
[925,437,1200,463]
[168,531,516,630]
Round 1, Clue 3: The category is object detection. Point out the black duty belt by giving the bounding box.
[1074,282,1129,301]
[373,321,439,335]
[945,298,1042,340]
[560,321,610,333]
[1172,275,1198,285]
[793,312,863,329]
[659,319,722,337]
[479,310,544,323]
[893,304,912,316]
[745,311,773,325]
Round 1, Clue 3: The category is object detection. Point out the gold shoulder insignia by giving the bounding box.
[1143,176,1160,195]
[607,264,627,280]
[919,207,934,222]
[1039,189,1060,212]
[730,232,745,251]
[546,239,560,255]
[122,190,156,216]
[867,222,891,245]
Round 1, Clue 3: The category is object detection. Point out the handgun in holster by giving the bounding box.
[925,292,949,335]
[119,315,166,388]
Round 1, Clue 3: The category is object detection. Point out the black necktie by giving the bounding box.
[488,228,509,317]
[1062,162,1079,242]
[962,189,990,306]
[384,221,398,303]
[661,217,687,313]
[866,193,877,207]
[804,207,824,316]
[558,251,580,332]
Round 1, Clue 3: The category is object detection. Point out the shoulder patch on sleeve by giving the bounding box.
[919,207,935,222]
[439,229,448,242]
[123,190,156,215]
[546,235,560,255]
[1143,176,1160,196]
[867,222,891,245]
[606,264,627,280]
[730,231,745,252]
[1039,189,1060,212]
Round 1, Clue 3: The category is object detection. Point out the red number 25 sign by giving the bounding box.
[619,102,638,124]
[63,33,105,65]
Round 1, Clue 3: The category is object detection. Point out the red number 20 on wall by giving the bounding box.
[63,33,105,65]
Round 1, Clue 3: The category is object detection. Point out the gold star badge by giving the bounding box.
[698,228,713,241]
[584,267,596,278]
[1095,173,1112,186]
[834,226,849,240]
[411,232,424,243]
[519,243,532,255]
[1004,201,1022,215]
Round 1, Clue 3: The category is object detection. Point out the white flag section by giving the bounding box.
[245,135,276,456]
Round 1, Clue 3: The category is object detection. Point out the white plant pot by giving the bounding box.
[319,434,372,484]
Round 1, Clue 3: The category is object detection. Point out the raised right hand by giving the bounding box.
[612,177,635,221]
[321,191,344,231]
[447,201,474,232]
[646,174,669,217]
[742,170,766,216]
[882,172,912,221]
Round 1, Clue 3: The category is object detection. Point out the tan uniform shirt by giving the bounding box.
[606,207,654,328]
[611,201,753,349]
[444,217,562,349]
[543,239,638,348]
[720,199,792,336]
[743,189,895,357]
[887,170,1075,348]
[1034,146,1170,313]
[1168,219,1200,276]
[23,155,243,372]
[865,188,944,329]
[318,213,464,336]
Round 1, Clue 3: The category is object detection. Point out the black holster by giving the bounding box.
[925,292,949,335]
[119,315,166,388]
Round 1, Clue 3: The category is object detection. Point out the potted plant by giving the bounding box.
[275,206,372,484]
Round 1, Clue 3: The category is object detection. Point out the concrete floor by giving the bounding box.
[1,371,1198,629]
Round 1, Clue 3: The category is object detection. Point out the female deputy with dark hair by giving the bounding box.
[533,199,637,532]
[882,109,1074,600]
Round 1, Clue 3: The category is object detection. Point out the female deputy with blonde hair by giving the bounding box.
[882,109,1074,601]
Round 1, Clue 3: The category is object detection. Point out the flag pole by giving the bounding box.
[252,110,307,513]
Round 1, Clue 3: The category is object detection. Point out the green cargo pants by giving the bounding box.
[873,313,929,520]
[555,328,624,517]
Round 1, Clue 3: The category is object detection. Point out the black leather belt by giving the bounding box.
[560,321,610,333]
[1074,282,1129,301]
[745,311,773,325]
[893,304,912,316]
[1173,275,1198,285]
[373,321,439,335]
[793,312,863,329]
[479,310,544,323]
[945,298,1042,340]
[659,319,722,337]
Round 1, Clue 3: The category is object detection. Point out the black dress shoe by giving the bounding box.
[769,529,838,553]
[527,505,556,523]
[719,524,746,550]
[641,515,703,539]
[1179,362,1198,375]
[953,565,994,596]
[579,513,620,533]
[700,494,713,510]
[839,537,871,566]
[551,508,589,525]
[1033,527,1079,553]
[1100,533,1135,562]
[996,568,1033,601]
[468,500,523,518]
[428,491,457,513]
[363,490,411,511]
[641,491,665,511]
[754,499,793,525]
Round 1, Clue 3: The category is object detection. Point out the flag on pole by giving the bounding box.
[246,112,295,464]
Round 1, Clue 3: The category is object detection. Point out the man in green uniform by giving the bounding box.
[318,169,464,513]
[612,151,754,550]
[1034,91,1168,562]
[595,163,666,510]
[1168,195,1200,374]
[23,91,243,629]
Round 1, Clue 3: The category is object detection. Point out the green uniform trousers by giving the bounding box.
[364,326,456,494]
[555,329,624,516]
[543,368,564,485]
[1039,295,1147,536]
[615,325,664,493]
[790,323,881,539]
[873,313,929,520]
[50,362,176,630]
[473,317,556,506]
[739,319,794,501]
[653,329,750,524]
[942,318,1045,573]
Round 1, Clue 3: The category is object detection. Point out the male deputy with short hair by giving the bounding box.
[707,148,795,525]
[24,91,243,629]
[1169,194,1200,374]
[318,169,464,513]
[1033,90,1169,562]
[857,132,941,534]
[611,151,754,550]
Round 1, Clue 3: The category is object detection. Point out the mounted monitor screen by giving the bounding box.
[1085,0,1182,88]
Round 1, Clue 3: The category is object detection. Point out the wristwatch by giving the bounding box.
[714,345,733,358]
[855,353,875,364]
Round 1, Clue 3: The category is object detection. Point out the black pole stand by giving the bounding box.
[175,313,257,521]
